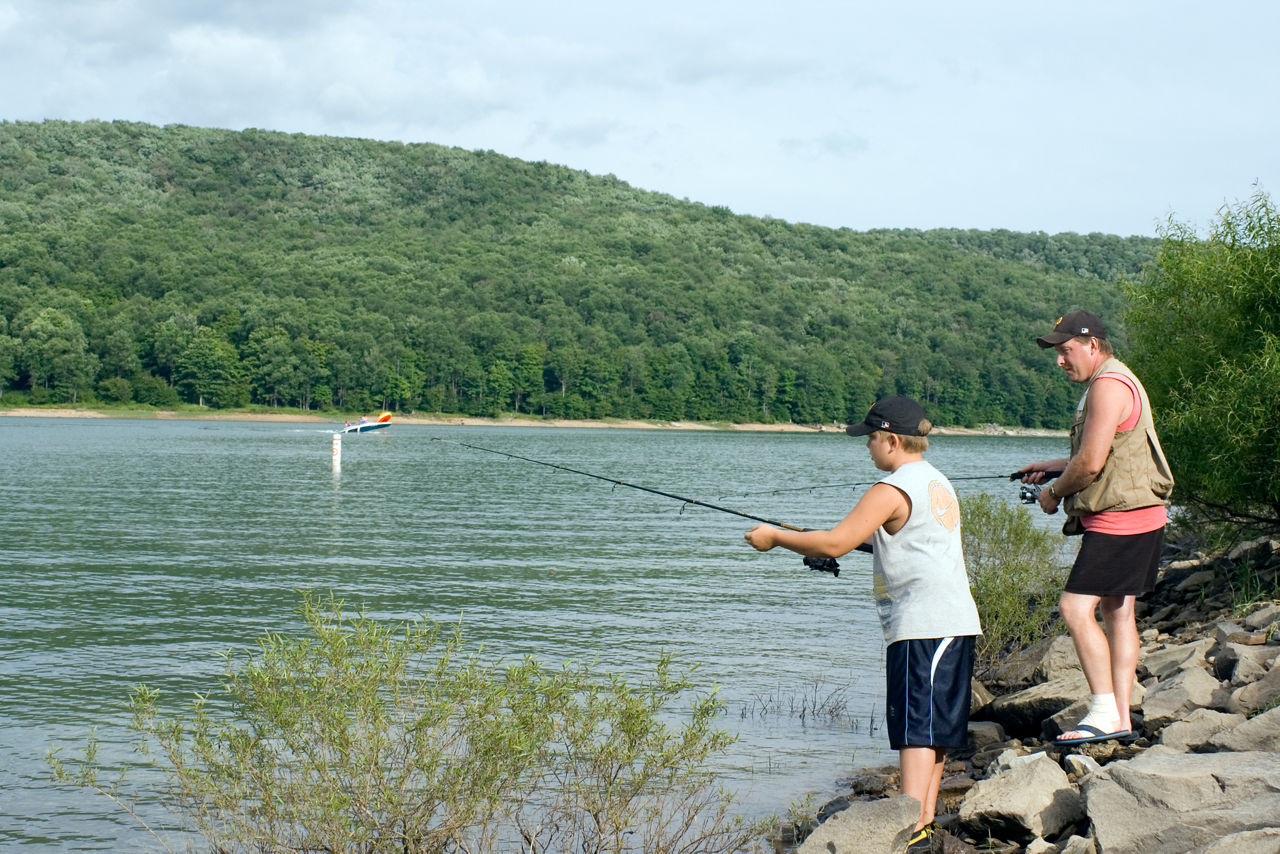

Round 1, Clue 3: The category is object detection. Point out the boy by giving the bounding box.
[745,396,981,853]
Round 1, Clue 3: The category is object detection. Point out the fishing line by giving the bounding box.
[721,471,1063,499]
[430,437,851,575]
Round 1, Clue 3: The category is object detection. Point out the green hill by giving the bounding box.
[0,119,1156,426]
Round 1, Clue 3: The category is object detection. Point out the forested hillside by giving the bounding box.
[0,120,1157,426]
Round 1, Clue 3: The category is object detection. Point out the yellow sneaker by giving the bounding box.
[905,821,940,853]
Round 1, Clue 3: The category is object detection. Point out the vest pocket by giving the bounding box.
[1146,427,1175,499]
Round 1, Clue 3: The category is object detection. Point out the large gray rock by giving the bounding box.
[1159,707,1246,752]
[796,794,919,854]
[1226,663,1280,715]
[971,677,995,713]
[1245,603,1280,631]
[959,751,1083,841]
[1195,827,1280,854]
[1084,748,1280,854]
[988,634,1082,687]
[1174,568,1216,591]
[1061,753,1103,780]
[1140,665,1221,731]
[1142,637,1215,680]
[1228,536,1279,563]
[1208,703,1280,752]
[1058,836,1097,854]
[1215,642,1280,683]
[968,720,1006,752]
[985,672,1090,735]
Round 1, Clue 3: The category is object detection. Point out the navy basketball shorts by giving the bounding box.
[885,635,976,750]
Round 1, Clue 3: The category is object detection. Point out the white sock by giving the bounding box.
[1080,693,1120,730]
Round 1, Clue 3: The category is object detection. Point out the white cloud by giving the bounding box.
[1,0,1277,235]
[0,3,19,35]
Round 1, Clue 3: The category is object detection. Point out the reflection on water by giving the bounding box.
[0,417,1068,849]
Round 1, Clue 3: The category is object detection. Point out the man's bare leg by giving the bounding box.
[1099,594,1139,728]
[1058,591,1125,739]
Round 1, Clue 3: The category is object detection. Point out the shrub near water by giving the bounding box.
[961,494,1069,673]
[50,593,762,854]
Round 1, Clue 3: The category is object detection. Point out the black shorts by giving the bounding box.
[1065,528,1164,597]
[885,636,976,750]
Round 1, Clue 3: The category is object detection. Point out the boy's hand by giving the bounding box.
[744,524,777,551]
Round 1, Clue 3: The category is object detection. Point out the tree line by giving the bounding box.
[0,120,1157,427]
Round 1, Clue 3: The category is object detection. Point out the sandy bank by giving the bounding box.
[0,407,1065,437]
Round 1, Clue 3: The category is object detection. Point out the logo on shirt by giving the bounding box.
[930,481,959,531]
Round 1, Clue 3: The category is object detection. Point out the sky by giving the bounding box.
[1,0,1276,237]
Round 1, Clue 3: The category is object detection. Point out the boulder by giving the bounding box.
[968,720,1006,753]
[1174,568,1216,591]
[985,672,1090,736]
[1140,666,1221,731]
[958,751,1083,842]
[1084,748,1280,854]
[1058,836,1098,854]
[987,635,1082,688]
[1212,619,1249,646]
[1141,637,1214,680]
[796,794,920,854]
[971,677,995,713]
[1207,703,1280,752]
[1061,752,1102,780]
[1227,536,1278,562]
[1196,827,1280,854]
[1226,663,1280,715]
[1244,603,1280,632]
[1159,707,1246,752]
[1214,642,1280,683]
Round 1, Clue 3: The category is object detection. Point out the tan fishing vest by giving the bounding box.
[1064,357,1175,519]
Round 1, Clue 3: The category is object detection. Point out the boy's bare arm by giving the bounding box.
[745,483,905,558]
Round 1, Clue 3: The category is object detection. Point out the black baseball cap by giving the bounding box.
[846,396,928,437]
[1037,310,1107,348]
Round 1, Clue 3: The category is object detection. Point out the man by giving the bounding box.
[1017,311,1174,746]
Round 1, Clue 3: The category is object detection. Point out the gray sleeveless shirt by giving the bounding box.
[872,460,982,644]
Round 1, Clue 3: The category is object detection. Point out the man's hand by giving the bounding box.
[1016,460,1067,484]
[1038,483,1061,515]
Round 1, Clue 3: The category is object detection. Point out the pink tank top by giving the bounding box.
[1080,373,1167,535]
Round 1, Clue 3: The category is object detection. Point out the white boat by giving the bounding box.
[337,411,392,434]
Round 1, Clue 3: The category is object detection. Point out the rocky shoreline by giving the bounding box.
[779,536,1280,854]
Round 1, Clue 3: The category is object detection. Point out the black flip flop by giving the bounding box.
[1055,724,1134,746]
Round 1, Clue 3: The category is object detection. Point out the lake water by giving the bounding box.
[0,417,1067,850]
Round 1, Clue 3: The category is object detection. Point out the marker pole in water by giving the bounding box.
[332,432,342,472]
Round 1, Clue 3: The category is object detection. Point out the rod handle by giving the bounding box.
[1009,469,1064,481]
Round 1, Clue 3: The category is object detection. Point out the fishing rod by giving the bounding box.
[431,437,853,576]
[723,471,1064,500]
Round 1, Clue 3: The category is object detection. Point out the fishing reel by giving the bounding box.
[803,556,840,577]
[1019,483,1043,504]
